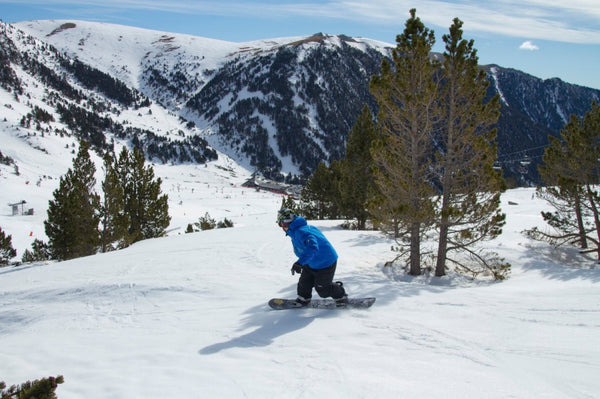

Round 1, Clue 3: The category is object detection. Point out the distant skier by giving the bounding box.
[276,208,347,307]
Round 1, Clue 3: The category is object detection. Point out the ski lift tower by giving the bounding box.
[9,200,27,216]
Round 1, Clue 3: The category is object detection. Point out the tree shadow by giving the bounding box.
[0,262,50,275]
[520,242,600,282]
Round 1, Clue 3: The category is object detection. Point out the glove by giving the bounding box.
[291,262,303,275]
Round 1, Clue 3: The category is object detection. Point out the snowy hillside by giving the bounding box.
[0,120,276,258]
[8,20,600,183]
[1,188,599,399]
[14,20,388,104]
[13,20,394,179]
[14,19,304,104]
[0,19,262,257]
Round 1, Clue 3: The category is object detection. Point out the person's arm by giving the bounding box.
[296,232,319,266]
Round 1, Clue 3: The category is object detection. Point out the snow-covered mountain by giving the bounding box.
[2,20,219,163]
[13,19,600,185]
[0,19,262,257]
[14,20,302,107]
[12,20,390,180]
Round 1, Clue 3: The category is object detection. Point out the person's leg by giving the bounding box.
[296,265,315,300]
[313,262,346,299]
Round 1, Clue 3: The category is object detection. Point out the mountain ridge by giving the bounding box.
[7,19,600,184]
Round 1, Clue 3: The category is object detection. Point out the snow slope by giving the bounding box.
[0,20,277,256]
[1,188,599,399]
[15,20,250,91]
[13,20,315,98]
[0,97,268,259]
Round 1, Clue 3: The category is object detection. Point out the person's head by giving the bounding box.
[276,208,296,230]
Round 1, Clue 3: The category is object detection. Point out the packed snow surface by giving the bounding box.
[1,184,599,399]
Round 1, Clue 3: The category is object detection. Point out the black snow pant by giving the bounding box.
[297,262,345,300]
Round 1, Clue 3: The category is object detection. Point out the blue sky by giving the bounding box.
[2,0,600,90]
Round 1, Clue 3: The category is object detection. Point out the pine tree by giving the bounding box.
[0,226,17,265]
[99,152,129,251]
[337,105,377,230]
[116,147,170,243]
[536,115,588,249]
[532,102,600,259]
[198,212,217,230]
[434,18,508,279]
[1,375,64,399]
[21,239,51,263]
[369,9,439,275]
[45,141,100,260]
[279,196,298,214]
[575,103,600,259]
[299,161,340,220]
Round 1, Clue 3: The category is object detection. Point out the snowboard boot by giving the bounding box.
[335,295,348,307]
[294,296,311,307]
[334,282,348,307]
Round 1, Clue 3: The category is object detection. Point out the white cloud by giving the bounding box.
[4,0,600,44]
[519,40,539,50]
[306,1,600,45]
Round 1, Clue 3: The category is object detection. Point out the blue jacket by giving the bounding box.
[286,217,338,269]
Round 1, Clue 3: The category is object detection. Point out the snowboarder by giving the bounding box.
[276,208,347,307]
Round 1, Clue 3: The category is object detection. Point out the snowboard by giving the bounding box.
[268,297,376,310]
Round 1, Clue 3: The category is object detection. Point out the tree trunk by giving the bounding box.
[409,222,421,275]
[585,185,600,260]
[436,222,448,277]
[574,193,588,249]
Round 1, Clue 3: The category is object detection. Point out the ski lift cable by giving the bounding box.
[497,144,550,160]
[496,154,544,166]
[495,143,550,166]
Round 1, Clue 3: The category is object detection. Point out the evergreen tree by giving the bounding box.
[369,9,439,275]
[216,218,234,229]
[198,212,217,230]
[280,196,297,214]
[535,114,589,249]
[21,239,51,263]
[532,102,600,259]
[299,161,340,220]
[337,105,377,230]
[0,226,17,265]
[1,375,64,399]
[45,141,100,260]
[116,147,170,243]
[99,152,129,251]
[530,115,589,249]
[434,18,508,279]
